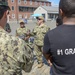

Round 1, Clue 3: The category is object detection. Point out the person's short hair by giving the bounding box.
[59,0,75,17]
[0,1,10,19]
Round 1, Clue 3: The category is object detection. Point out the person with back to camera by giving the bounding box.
[0,0,34,75]
[43,0,75,75]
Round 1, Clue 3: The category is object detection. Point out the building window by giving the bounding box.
[24,0,27,4]
[24,14,27,17]
[12,6,14,10]
[19,6,36,12]
[12,14,15,19]
[39,2,42,5]
[24,14,27,19]
[48,13,58,19]
[18,0,21,4]
[11,0,14,3]
[30,0,32,5]
[47,3,49,6]
[19,14,22,19]
[44,2,46,6]
[35,1,38,5]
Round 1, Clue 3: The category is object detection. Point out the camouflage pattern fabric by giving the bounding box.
[0,0,10,10]
[33,23,50,46]
[0,0,8,6]
[0,28,34,75]
[34,45,43,63]
[32,23,50,63]
[16,27,30,42]
[16,27,29,37]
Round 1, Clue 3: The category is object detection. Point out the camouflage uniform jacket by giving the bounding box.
[16,27,29,37]
[0,28,33,75]
[32,23,50,46]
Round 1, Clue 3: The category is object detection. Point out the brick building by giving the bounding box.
[7,0,51,21]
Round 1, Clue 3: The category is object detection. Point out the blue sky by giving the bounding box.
[48,0,60,6]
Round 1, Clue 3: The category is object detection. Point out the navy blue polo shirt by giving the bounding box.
[43,25,75,75]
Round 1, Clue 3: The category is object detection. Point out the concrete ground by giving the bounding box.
[8,20,56,75]
[9,19,56,36]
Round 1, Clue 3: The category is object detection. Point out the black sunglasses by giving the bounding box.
[37,18,42,20]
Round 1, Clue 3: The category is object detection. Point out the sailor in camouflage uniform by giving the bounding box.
[0,0,33,75]
[16,19,30,43]
[32,16,50,68]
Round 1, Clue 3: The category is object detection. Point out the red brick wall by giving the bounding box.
[8,0,17,21]
[8,0,51,21]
